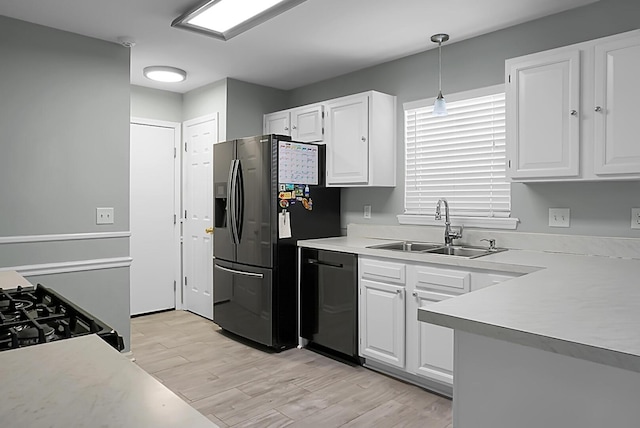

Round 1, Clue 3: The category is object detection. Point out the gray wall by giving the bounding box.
[183,78,227,140]
[286,0,640,238]
[0,16,131,349]
[130,85,183,123]
[226,78,288,139]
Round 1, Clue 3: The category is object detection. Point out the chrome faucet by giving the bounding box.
[435,198,463,246]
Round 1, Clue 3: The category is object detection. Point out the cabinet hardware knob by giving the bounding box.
[284,127,289,131]
[595,106,602,112]
[292,125,297,129]
[570,110,578,116]
[361,136,367,142]
[412,292,418,297]
[396,289,402,294]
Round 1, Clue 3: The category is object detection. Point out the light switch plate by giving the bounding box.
[549,208,570,228]
[632,208,640,230]
[96,207,114,225]
[363,205,372,219]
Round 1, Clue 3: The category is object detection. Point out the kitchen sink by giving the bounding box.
[367,241,506,259]
[367,241,442,252]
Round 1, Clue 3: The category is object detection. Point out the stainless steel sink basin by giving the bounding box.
[423,246,498,258]
[367,241,506,258]
[367,241,442,252]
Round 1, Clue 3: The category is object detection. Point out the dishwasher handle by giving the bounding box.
[306,259,344,269]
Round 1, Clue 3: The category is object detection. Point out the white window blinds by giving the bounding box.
[404,90,510,218]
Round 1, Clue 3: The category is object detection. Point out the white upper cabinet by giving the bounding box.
[325,91,396,187]
[263,110,290,136]
[264,90,396,187]
[594,34,640,175]
[325,93,370,185]
[291,104,324,142]
[506,29,640,181]
[506,49,580,179]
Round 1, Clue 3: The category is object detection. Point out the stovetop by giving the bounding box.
[0,284,124,352]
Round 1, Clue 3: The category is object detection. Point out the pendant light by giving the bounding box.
[431,33,450,117]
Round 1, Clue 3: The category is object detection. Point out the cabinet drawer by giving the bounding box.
[360,257,406,285]
[413,266,470,294]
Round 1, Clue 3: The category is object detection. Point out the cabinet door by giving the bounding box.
[408,289,454,385]
[359,278,405,368]
[506,50,580,179]
[594,34,640,175]
[264,111,290,136]
[325,94,369,185]
[291,105,324,142]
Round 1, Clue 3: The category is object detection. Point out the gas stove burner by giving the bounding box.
[0,299,34,312]
[16,323,56,346]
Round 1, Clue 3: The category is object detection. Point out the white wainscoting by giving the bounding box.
[0,231,131,244]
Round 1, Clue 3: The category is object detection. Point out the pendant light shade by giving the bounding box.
[431,33,450,117]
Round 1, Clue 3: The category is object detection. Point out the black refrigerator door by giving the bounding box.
[213,140,235,263]
[213,259,274,347]
[235,136,274,268]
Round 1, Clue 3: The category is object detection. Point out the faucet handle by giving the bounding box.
[450,225,463,239]
[481,238,496,250]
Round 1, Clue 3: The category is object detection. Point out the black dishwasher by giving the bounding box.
[300,248,360,364]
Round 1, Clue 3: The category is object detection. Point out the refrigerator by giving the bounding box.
[213,134,341,350]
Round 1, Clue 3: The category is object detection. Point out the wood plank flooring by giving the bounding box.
[131,310,452,428]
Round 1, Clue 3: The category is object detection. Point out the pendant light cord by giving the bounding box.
[438,41,442,93]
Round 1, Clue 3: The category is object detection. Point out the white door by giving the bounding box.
[359,278,405,368]
[325,94,369,185]
[408,289,454,385]
[263,111,290,135]
[183,115,218,320]
[291,104,324,142]
[130,120,180,315]
[594,34,640,175]
[506,49,580,179]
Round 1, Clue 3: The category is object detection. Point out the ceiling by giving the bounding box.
[0,0,597,94]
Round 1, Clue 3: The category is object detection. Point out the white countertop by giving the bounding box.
[0,335,217,428]
[298,236,640,373]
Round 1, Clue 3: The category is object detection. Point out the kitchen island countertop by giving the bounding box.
[0,334,218,428]
[298,235,640,373]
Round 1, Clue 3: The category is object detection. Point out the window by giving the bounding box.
[400,85,516,229]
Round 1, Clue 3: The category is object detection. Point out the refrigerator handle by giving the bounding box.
[236,159,244,241]
[215,263,264,278]
[227,160,237,244]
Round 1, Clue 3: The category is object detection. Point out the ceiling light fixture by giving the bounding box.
[143,66,187,83]
[431,33,450,117]
[172,0,308,41]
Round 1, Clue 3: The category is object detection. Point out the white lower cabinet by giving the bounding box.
[407,289,454,385]
[359,278,405,368]
[358,255,521,394]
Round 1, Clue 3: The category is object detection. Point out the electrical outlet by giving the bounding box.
[96,207,114,225]
[632,208,640,230]
[549,208,570,228]
[363,205,372,219]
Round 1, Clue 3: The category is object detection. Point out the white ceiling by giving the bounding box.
[0,0,597,94]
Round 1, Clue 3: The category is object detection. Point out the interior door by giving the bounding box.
[184,115,217,320]
[235,136,273,268]
[130,121,179,315]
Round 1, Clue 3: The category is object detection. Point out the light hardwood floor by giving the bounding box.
[131,310,452,428]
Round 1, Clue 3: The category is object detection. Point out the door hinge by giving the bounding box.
[184,210,187,219]
[173,280,176,291]
[322,111,325,119]
[322,127,324,135]
[508,74,511,83]
[174,147,177,158]
[508,160,511,168]
[184,142,188,152]
[184,277,188,286]
[174,214,177,225]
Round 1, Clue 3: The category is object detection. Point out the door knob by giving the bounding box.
[595,106,602,112]
[570,110,578,116]
[205,227,214,234]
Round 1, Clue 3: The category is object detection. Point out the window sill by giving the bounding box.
[397,215,519,230]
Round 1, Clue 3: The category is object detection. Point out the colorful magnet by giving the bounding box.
[278,191,292,199]
[285,183,295,191]
[279,199,289,208]
[279,184,286,191]
[302,198,313,211]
